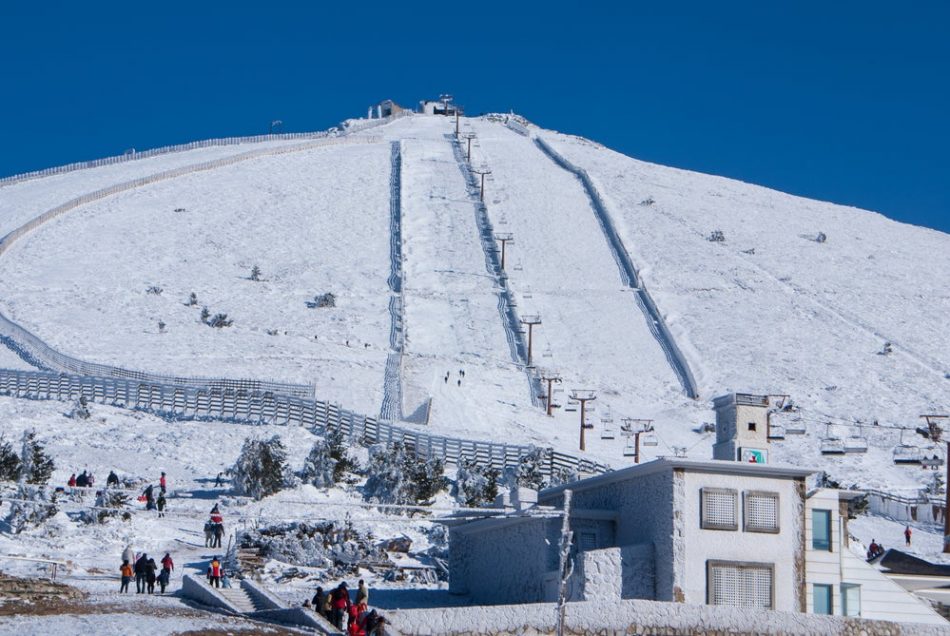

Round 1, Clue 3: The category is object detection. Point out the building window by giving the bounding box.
[701,488,738,530]
[813,583,833,614]
[841,584,861,617]
[812,509,832,551]
[748,421,757,432]
[744,491,780,533]
[579,532,597,551]
[707,561,773,609]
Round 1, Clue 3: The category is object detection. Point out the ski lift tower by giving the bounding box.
[712,392,771,463]
[620,418,656,464]
[569,390,596,451]
[540,370,562,416]
[520,315,541,367]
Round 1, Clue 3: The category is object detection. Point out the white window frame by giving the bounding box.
[706,560,774,609]
[841,583,861,617]
[744,491,780,533]
[701,487,738,531]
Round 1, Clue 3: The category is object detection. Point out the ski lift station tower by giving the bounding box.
[712,392,771,464]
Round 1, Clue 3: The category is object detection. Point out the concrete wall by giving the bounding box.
[570,544,654,602]
[449,516,560,604]
[383,598,950,636]
[542,467,676,601]
[680,471,804,611]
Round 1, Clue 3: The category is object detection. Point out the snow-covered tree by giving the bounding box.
[200,306,210,323]
[4,432,56,533]
[0,436,21,481]
[5,484,57,534]
[19,430,54,485]
[233,435,289,500]
[186,292,198,306]
[299,427,356,488]
[452,457,499,507]
[158,320,166,334]
[546,466,579,489]
[503,447,547,490]
[69,395,91,420]
[81,489,130,524]
[250,265,262,281]
[364,442,446,506]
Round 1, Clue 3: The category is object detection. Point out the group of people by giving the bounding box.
[67,470,96,489]
[204,504,225,548]
[141,483,167,516]
[306,580,385,635]
[867,538,886,560]
[443,368,466,387]
[119,547,174,594]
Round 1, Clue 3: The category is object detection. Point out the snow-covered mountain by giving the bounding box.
[0,112,947,493]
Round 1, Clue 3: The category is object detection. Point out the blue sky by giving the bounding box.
[2,1,947,233]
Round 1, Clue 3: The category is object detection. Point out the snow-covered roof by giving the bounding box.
[541,457,815,499]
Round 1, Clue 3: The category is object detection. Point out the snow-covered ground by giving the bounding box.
[0,111,947,489]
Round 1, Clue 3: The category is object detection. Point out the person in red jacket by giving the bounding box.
[161,552,174,573]
[905,525,913,547]
[159,472,167,494]
[347,604,366,636]
[330,582,351,629]
[67,474,77,488]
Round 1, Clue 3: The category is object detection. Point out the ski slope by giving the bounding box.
[0,111,947,488]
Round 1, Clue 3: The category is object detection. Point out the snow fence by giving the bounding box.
[0,134,392,398]
[0,368,611,478]
[533,136,699,400]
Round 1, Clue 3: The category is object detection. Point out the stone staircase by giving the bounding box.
[217,585,270,613]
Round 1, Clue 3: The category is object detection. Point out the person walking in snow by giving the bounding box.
[157,491,166,517]
[107,471,119,488]
[143,484,156,510]
[214,472,225,488]
[209,557,222,588]
[76,471,88,488]
[905,525,913,547]
[67,473,77,488]
[213,521,224,548]
[119,560,132,593]
[145,557,158,594]
[134,553,149,594]
[330,582,352,629]
[312,586,326,617]
[204,521,214,547]
[159,471,167,494]
[355,579,369,609]
[157,566,170,594]
[161,552,174,574]
[122,545,135,568]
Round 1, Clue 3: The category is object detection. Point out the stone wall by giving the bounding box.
[384,598,950,636]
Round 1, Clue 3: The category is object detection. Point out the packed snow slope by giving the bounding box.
[0,113,947,490]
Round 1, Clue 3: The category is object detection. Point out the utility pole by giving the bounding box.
[555,489,573,636]
[471,167,491,202]
[462,133,476,161]
[541,372,562,416]
[945,439,950,554]
[570,390,596,451]
[621,418,655,464]
[494,233,514,271]
[521,315,542,367]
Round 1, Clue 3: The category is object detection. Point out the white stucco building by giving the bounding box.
[444,459,947,626]
[445,458,811,610]
[806,488,945,624]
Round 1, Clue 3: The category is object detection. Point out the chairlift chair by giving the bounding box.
[622,440,637,458]
[784,417,807,435]
[600,418,615,440]
[767,423,786,441]
[820,423,845,455]
[893,429,922,465]
[641,431,659,447]
[844,431,868,454]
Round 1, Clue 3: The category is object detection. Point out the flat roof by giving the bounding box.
[541,457,815,500]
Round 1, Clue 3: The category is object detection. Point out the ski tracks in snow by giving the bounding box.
[380,141,405,421]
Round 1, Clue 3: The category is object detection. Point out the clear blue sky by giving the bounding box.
[2,1,947,233]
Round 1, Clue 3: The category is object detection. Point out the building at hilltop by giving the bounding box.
[367,99,405,119]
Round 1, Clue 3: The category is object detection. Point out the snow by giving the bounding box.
[0,110,949,627]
